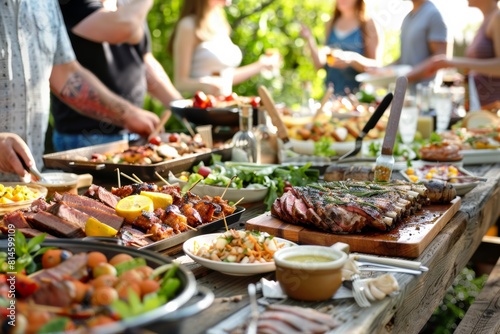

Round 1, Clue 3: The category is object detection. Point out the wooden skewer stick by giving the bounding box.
[221,176,237,199]
[116,168,121,188]
[181,222,198,231]
[155,171,171,186]
[222,213,229,232]
[232,197,245,207]
[182,117,196,137]
[132,173,143,184]
[140,233,154,239]
[121,172,140,184]
[187,178,202,193]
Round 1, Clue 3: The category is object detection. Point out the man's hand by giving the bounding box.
[123,108,160,138]
[0,133,34,180]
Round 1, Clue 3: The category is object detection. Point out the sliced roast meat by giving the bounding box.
[69,204,124,231]
[84,184,120,208]
[2,211,30,228]
[30,211,85,238]
[48,202,90,229]
[59,193,116,215]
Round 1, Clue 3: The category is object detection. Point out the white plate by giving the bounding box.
[168,175,268,204]
[400,163,480,196]
[183,233,297,276]
[460,149,500,165]
[355,65,412,87]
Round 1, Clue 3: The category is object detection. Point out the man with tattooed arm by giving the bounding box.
[52,0,182,151]
[0,0,160,181]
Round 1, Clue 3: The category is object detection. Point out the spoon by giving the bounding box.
[374,76,408,182]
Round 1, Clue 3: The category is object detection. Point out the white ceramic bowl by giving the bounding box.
[183,233,296,276]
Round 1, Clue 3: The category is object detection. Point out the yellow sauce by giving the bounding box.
[285,255,336,263]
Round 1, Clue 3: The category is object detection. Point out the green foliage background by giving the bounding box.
[144,0,400,116]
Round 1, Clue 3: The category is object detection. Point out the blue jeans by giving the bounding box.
[52,130,139,151]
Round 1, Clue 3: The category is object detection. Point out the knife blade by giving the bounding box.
[374,76,408,182]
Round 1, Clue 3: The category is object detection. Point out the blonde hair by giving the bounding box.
[168,0,230,54]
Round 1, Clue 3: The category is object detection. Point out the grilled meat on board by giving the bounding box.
[324,165,457,204]
[271,180,455,234]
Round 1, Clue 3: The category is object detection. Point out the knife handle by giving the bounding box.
[258,86,289,143]
[360,92,393,138]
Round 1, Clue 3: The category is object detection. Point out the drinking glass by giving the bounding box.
[398,95,419,145]
[433,89,453,133]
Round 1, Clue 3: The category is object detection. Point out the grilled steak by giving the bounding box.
[31,211,85,238]
[59,193,116,215]
[271,180,449,234]
[69,204,124,231]
[2,211,31,228]
[84,184,120,208]
[48,202,90,229]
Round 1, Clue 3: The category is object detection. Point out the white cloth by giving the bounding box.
[0,0,75,180]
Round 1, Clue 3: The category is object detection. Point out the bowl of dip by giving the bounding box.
[273,243,348,301]
[38,172,93,198]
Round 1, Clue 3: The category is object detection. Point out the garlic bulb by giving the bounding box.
[364,274,399,301]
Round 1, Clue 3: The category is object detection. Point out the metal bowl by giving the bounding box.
[0,238,212,334]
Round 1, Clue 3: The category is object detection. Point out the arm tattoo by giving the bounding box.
[58,71,128,127]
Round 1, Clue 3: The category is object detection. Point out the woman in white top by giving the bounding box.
[168,0,278,96]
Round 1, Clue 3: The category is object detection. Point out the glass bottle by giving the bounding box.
[254,108,277,164]
[231,105,259,163]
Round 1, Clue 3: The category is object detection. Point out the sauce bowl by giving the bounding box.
[273,243,348,301]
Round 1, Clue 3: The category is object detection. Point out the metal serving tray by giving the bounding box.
[43,140,231,181]
[138,206,245,253]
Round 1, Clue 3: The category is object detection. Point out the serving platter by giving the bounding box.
[400,163,480,196]
[355,65,412,87]
[246,197,461,258]
[43,139,232,181]
[139,207,245,253]
[168,175,269,205]
[183,233,296,276]
[460,148,500,165]
[0,183,48,216]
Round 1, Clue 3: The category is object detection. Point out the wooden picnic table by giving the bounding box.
[145,162,500,334]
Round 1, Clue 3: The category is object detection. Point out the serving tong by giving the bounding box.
[246,283,260,334]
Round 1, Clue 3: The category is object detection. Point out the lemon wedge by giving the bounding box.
[85,217,118,237]
[115,195,154,221]
[140,191,173,209]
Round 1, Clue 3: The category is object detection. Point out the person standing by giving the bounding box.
[398,0,448,88]
[52,0,182,151]
[300,0,381,95]
[413,0,500,110]
[0,0,159,181]
[167,0,279,97]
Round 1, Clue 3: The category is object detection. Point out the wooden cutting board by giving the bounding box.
[246,197,461,258]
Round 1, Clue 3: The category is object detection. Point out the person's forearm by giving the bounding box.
[50,63,133,128]
[73,0,153,44]
[304,36,324,71]
[145,54,182,106]
[448,57,500,77]
[349,54,380,73]
[233,62,263,85]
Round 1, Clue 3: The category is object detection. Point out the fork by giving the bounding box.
[246,283,259,334]
[351,275,371,308]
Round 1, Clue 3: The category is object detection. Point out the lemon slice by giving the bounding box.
[115,195,154,221]
[140,191,173,209]
[85,217,118,237]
